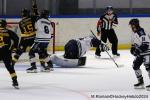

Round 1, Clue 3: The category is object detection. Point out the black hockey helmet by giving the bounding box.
[40,10,49,19]
[129,19,140,32]
[129,19,140,26]
[21,8,30,17]
[0,19,7,28]
[106,6,113,11]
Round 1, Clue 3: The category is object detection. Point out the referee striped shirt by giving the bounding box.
[97,13,118,31]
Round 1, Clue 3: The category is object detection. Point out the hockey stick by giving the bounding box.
[105,50,119,68]
[90,29,122,68]
[32,0,38,11]
[32,0,37,5]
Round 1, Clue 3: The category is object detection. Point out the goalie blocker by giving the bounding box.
[51,36,109,67]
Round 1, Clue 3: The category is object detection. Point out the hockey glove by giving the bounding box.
[130,46,141,56]
[134,48,141,56]
[139,43,149,52]
[101,43,110,52]
[130,46,136,55]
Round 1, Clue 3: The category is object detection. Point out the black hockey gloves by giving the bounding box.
[130,45,141,56]
[101,43,110,52]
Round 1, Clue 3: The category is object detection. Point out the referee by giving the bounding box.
[95,6,120,57]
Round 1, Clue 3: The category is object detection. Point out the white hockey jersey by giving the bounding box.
[76,36,93,57]
[131,28,150,56]
[35,18,53,42]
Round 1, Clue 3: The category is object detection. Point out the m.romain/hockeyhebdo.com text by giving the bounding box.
[90,94,148,99]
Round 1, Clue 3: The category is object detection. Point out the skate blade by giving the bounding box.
[113,55,120,58]
[146,87,150,91]
[134,85,145,89]
[50,68,54,71]
[40,70,50,72]
[26,70,37,73]
[95,55,101,59]
[117,64,124,68]
[13,86,19,89]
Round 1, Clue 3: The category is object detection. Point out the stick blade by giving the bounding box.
[117,64,124,68]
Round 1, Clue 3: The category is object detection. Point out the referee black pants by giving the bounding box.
[95,28,118,55]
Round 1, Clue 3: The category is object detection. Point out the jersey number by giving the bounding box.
[23,24,34,34]
[0,36,4,46]
[44,26,49,34]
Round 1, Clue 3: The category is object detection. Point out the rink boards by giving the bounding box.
[4,15,150,50]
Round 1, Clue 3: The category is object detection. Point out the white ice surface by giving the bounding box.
[0,50,150,100]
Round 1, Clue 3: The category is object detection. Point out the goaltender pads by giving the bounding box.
[51,55,86,68]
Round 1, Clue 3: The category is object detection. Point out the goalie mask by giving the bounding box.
[0,19,7,28]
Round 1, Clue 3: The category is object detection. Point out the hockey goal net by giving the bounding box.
[7,21,56,54]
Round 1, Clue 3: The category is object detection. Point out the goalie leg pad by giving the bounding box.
[51,55,79,68]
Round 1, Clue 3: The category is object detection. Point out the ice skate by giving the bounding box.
[47,61,54,71]
[146,85,150,91]
[113,53,120,58]
[26,66,37,73]
[95,53,101,59]
[41,66,51,72]
[134,82,144,89]
[134,78,145,89]
[12,78,19,89]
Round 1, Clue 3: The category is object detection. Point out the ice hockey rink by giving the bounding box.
[0,50,150,100]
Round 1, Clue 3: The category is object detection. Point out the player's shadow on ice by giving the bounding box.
[55,65,114,70]
[83,66,115,70]
[14,64,115,71]
[99,58,112,60]
[54,66,85,68]
[98,57,119,60]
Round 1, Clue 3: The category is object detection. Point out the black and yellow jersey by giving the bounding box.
[19,16,37,39]
[0,28,19,49]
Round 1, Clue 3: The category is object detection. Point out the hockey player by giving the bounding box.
[0,19,19,89]
[95,6,120,58]
[129,19,150,91]
[51,36,109,67]
[12,8,36,65]
[12,2,47,71]
[26,10,53,73]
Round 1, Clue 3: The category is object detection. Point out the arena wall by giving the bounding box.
[5,16,150,51]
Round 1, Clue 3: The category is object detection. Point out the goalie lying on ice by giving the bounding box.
[51,36,109,67]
